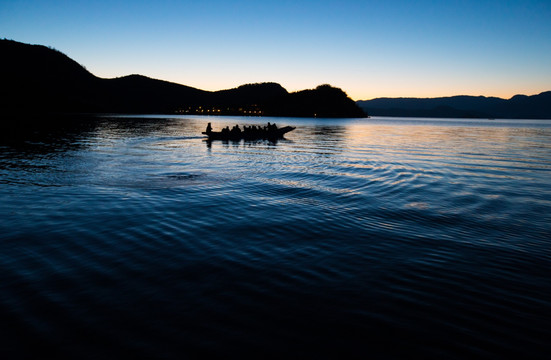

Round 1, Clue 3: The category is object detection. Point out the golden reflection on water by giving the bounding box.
[341,121,551,169]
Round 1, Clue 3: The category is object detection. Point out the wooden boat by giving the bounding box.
[202,125,295,141]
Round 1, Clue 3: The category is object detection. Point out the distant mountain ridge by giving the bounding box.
[1,39,366,118]
[357,92,551,119]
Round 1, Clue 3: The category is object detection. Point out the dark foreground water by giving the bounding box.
[1,115,550,359]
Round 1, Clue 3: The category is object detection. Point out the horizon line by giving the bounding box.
[3,38,549,103]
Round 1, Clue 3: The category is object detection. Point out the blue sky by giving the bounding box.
[1,0,550,100]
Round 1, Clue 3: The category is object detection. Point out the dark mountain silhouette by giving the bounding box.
[1,39,366,118]
[357,92,551,119]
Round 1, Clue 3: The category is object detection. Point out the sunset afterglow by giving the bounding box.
[1,0,550,100]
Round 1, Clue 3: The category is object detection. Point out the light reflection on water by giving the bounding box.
[1,115,551,358]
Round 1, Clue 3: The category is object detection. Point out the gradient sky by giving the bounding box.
[1,0,550,100]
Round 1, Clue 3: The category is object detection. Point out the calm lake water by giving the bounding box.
[1,115,550,359]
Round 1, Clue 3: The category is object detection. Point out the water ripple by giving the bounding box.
[1,116,551,358]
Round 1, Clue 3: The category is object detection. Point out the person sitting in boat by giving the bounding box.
[265,122,277,132]
[222,126,230,135]
[230,124,241,135]
[206,122,212,134]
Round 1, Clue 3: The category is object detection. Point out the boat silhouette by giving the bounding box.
[202,124,295,141]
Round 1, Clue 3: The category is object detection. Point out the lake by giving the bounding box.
[1,115,550,359]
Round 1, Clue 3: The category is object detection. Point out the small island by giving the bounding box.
[1,39,367,119]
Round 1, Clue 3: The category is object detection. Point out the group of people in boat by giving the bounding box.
[205,122,279,136]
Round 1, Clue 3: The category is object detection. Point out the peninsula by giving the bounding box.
[1,39,366,118]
